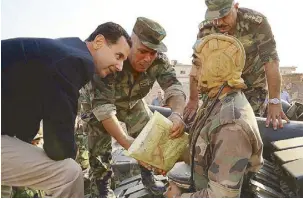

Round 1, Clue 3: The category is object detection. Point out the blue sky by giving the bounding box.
[1,0,303,72]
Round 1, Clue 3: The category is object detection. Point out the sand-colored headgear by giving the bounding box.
[193,33,247,95]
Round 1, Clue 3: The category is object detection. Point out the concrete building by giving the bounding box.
[280,66,297,75]
[145,63,303,105]
[282,73,303,104]
[144,61,191,104]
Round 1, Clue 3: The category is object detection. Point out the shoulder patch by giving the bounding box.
[198,20,213,30]
[243,12,263,24]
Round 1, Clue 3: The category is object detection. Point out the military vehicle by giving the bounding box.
[112,100,303,198]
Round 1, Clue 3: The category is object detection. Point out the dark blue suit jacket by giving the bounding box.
[1,37,94,160]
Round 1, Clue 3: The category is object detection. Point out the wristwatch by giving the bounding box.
[268,98,281,104]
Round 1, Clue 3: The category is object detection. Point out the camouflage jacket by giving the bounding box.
[79,53,185,123]
[191,8,279,95]
[182,90,263,198]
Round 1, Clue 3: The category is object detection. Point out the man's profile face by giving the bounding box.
[93,35,130,77]
[192,40,212,92]
[128,38,158,73]
[192,53,205,87]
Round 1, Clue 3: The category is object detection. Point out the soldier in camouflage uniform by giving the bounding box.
[74,115,91,197]
[184,0,289,130]
[75,116,89,170]
[79,17,186,197]
[165,33,263,198]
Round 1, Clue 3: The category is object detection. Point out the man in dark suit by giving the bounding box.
[1,22,131,197]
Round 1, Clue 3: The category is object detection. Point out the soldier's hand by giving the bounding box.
[123,136,135,150]
[266,104,290,130]
[126,136,135,144]
[153,168,167,176]
[163,181,182,198]
[168,113,185,139]
[138,160,153,171]
[137,160,167,175]
[183,99,198,122]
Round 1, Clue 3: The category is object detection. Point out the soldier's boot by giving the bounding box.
[90,171,116,198]
[140,166,166,196]
[96,179,115,198]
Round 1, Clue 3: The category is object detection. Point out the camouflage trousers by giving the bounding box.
[74,117,90,197]
[244,87,268,117]
[1,185,42,198]
[11,187,43,198]
[87,100,152,198]
[75,119,89,170]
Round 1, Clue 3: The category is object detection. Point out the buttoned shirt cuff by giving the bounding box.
[92,104,117,121]
[180,193,193,198]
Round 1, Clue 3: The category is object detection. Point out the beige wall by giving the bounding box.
[280,66,297,75]
[282,73,303,103]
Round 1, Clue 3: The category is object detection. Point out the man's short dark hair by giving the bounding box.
[86,22,132,47]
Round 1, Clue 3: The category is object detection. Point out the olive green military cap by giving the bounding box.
[133,17,167,52]
[205,0,234,20]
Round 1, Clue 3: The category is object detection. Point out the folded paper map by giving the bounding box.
[127,111,188,171]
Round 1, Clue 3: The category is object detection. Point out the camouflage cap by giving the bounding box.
[205,0,234,20]
[133,17,167,52]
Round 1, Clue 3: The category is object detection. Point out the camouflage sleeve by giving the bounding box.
[197,23,213,39]
[181,124,252,198]
[155,54,186,103]
[90,74,117,121]
[255,17,279,64]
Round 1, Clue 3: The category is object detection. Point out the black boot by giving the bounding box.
[89,170,115,198]
[140,166,166,195]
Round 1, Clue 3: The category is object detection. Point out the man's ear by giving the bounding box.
[93,34,106,50]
